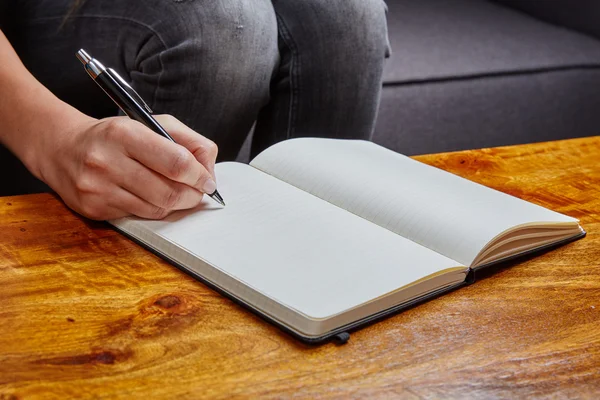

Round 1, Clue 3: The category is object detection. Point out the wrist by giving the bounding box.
[17,98,96,182]
[0,68,96,181]
[0,31,98,183]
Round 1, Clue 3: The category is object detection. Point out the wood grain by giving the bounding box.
[1,137,599,399]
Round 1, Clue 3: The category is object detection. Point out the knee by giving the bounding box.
[138,0,279,93]
[279,0,389,61]
[335,0,390,58]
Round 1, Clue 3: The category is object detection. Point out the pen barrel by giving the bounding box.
[94,72,175,142]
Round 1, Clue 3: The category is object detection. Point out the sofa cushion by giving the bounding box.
[374,68,600,155]
[383,0,600,84]
[374,0,600,156]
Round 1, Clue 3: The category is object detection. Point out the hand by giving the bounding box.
[35,114,218,220]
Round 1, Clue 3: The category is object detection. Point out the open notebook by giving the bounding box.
[112,139,585,343]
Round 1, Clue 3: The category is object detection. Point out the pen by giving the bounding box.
[75,49,225,207]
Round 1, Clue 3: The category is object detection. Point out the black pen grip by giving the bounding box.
[94,72,175,142]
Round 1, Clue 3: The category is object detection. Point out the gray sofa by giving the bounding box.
[373,0,600,156]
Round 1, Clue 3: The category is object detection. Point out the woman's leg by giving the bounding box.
[4,0,388,195]
[9,0,278,165]
[251,0,390,157]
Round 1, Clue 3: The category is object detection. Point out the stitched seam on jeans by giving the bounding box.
[274,12,300,140]
[44,14,169,108]
[382,64,600,87]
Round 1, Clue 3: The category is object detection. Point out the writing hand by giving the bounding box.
[37,114,218,220]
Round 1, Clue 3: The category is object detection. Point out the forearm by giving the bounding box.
[0,30,217,220]
[0,29,93,178]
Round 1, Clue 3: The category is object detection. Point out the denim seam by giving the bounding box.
[273,12,299,140]
[49,14,168,109]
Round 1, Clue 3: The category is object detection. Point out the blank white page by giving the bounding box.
[250,138,578,266]
[112,162,462,324]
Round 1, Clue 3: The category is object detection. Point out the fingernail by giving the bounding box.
[203,178,217,194]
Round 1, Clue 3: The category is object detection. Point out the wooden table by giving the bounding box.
[1,137,599,399]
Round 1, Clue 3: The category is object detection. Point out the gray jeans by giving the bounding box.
[2,0,390,195]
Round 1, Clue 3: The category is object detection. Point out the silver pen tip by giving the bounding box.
[76,49,92,65]
[209,190,226,207]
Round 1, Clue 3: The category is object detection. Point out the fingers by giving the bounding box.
[117,156,204,211]
[77,186,179,221]
[114,118,216,194]
[63,195,127,221]
[66,186,164,221]
[106,187,176,220]
[68,176,193,221]
[153,114,218,179]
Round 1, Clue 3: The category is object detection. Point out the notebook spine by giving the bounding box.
[466,269,476,284]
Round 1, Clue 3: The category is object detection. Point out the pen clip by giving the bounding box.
[106,68,153,114]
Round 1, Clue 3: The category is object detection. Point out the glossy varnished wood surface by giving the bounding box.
[1,137,599,399]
